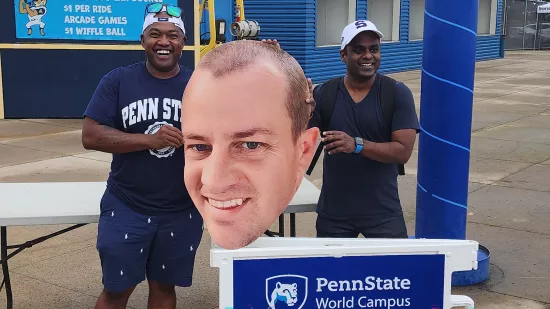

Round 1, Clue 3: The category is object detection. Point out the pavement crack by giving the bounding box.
[480,263,506,290]
[479,290,550,305]
[491,182,550,194]
[8,240,97,271]
[0,129,82,143]
[68,153,112,163]
[5,271,104,303]
[474,83,550,104]
[19,119,82,130]
[467,221,550,237]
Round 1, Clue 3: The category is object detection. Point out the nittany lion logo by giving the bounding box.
[266,274,308,309]
[145,121,176,158]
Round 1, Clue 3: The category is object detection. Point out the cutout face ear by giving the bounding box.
[294,126,320,183]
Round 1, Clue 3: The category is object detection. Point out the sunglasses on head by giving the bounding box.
[144,3,182,19]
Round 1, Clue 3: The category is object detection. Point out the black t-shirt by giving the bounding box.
[308,74,420,219]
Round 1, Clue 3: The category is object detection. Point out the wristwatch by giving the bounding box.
[354,137,363,153]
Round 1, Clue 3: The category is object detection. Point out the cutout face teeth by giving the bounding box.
[208,198,245,209]
[156,50,171,55]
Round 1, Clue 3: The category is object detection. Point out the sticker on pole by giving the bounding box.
[233,254,445,309]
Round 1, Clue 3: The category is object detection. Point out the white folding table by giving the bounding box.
[0,178,320,309]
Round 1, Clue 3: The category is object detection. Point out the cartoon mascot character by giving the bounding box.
[19,0,47,36]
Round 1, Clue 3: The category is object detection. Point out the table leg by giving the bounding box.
[290,213,296,237]
[1,226,13,309]
[0,223,86,309]
[278,215,285,237]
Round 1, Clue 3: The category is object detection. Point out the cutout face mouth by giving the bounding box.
[205,196,250,210]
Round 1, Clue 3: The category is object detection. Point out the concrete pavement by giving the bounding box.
[1,50,550,308]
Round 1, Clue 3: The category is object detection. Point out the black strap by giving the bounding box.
[306,77,342,176]
[379,75,405,176]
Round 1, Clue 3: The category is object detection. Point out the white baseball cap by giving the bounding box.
[142,12,185,35]
[340,20,383,50]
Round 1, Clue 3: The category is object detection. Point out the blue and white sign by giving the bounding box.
[233,254,446,309]
[14,0,178,41]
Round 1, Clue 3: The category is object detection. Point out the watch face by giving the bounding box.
[355,137,363,145]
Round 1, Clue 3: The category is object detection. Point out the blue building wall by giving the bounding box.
[243,0,504,85]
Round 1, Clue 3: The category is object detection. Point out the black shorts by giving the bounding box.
[316,213,408,239]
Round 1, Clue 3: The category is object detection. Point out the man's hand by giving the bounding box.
[261,39,281,49]
[322,131,356,155]
[148,125,184,149]
[306,78,315,108]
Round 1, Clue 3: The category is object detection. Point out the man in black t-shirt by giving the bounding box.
[308,20,420,239]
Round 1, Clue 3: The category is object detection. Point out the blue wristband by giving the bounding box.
[354,144,363,153]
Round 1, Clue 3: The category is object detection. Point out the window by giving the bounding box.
[316,0,357,46]
[409,0,497,39]
[478,0,497,35]
[409,0,425,40]
[367,0,401,42]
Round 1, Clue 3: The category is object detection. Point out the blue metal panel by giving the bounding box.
[244,0,310,67]
[244,0,503,85]
[476,36,501,60]
[496,0,503,34]
[496,0,505,58]
[400,0,411,42]
[357,0,367,20]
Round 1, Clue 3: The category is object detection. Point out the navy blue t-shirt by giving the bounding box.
[83,62,194,216]
[308,73,420,219]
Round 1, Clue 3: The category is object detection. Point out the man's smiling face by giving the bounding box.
[140,11,185,73]
[181,58,313,249]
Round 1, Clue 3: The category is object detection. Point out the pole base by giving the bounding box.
[408,237,491,286]
[452,243,491,286]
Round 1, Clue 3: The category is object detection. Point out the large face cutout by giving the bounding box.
[181,59,318,249]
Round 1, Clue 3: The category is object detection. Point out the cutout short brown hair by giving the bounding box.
[197,40,313,142]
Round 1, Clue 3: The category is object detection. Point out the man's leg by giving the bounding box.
[146,206,204,309]
[147,281,176,309]
[316,214,359,238]
[95,189,157,309]
[355,214,408,239]
[95,287,136,309]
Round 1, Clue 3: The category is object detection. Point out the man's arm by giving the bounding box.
[83,117,183,154]
[82,117,154,154]
[323,82,419,164]
[19,0,27,13]
[358,129,417,164]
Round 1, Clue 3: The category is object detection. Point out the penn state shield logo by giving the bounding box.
[145,121,176,158]
[265,274,308,309]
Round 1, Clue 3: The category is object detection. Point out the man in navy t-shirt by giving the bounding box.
[308,20,420,239]
[81,5,203,308]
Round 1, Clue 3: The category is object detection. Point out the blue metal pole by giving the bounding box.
[416,0,478,240]
[415,0,491,286]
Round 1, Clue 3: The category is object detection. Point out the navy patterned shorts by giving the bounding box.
[96,188,204,293]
